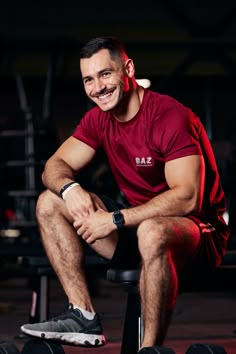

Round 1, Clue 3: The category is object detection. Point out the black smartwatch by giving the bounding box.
[112,210,124,229]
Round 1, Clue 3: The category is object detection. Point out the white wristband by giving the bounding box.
[62,182,80,200]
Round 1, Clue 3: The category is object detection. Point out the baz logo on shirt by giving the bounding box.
[135,157,153,167]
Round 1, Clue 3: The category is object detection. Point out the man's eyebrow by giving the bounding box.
[100,67,113,73]
[82,68,113,81]
[97,68,114,75]
[82,74,91,81]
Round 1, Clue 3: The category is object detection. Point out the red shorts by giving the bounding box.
[187,214,230,269]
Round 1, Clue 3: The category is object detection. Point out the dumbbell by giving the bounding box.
[0,339,65,354]
[139,343,228,354]
[138,346,176,353]
[0,342,20,354]
[186,343,227,354]
[21,339,65,354]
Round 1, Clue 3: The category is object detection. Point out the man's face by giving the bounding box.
[80,49,130,112]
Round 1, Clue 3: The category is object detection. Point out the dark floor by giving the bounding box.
[1,270,236,354]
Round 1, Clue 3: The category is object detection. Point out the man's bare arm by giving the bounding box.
[121,155,205,226]
[42,137,96,196]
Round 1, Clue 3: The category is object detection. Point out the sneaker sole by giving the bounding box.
[21,327,107,347]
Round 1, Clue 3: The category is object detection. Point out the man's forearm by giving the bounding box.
[42,157,77,196]
[122,187,198,227]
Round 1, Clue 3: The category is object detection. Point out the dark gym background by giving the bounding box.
[0,1,236,353]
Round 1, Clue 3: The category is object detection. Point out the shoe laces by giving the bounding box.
[42,302,75,322]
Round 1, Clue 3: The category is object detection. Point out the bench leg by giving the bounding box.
[121,288,143,354]
[29,273,50,323]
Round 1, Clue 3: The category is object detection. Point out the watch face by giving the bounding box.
[113,210,124,228]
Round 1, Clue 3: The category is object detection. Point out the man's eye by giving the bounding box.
[84,78,92,84]
[102,72,110,77]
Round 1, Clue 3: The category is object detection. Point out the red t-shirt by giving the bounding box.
[72,89,226,220]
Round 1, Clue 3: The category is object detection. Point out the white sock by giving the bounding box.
[73,305,95,320]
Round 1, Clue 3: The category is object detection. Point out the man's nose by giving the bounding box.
[94,78,105,92]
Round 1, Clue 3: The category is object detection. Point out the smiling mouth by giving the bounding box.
[97,90,114,100]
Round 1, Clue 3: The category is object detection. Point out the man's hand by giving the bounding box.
[73,209,116,244]
[63,184,116,244]
[63,184,95,219]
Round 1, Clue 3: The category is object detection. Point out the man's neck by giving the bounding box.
[112,86,144,122]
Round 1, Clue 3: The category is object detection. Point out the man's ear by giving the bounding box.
[124,59,135,77]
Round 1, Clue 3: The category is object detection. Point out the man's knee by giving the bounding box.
[137,218,168,256]
[36,190,61,220]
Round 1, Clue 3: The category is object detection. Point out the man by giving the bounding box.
[20,36,230,351]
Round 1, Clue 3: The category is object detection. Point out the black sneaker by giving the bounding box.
[20,303,107,347]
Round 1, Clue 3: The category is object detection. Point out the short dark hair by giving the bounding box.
[79,36,128,61]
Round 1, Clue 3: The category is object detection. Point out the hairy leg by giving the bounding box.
[137,216,201,348]
[36,190,117,312]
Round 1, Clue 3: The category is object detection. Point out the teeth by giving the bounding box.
[99,92,112,99]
